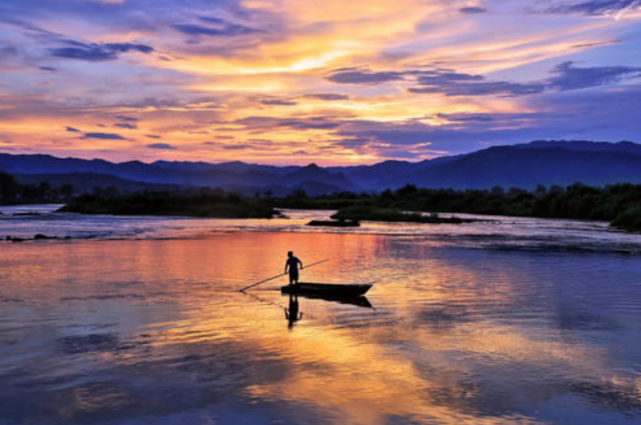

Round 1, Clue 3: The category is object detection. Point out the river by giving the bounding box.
[0,205,640,424]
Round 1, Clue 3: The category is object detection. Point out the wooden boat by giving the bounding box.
[281,282,372,298]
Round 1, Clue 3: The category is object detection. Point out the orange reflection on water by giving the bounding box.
[1,231,640,424]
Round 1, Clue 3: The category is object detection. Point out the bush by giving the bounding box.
[611,206,641,232]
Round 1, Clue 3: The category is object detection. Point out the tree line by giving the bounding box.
[0,171,75,204]
[3,168,640,231]
[60,187,277,218]
[273,183,641,231]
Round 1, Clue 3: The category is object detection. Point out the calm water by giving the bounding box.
[1,206,640,424]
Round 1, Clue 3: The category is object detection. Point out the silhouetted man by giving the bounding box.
[285,251,303,286]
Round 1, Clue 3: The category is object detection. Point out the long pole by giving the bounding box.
[238,258,329,292]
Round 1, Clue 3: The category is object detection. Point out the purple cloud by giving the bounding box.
[327,68,405,84]
[115,122,137,130]
[83,132,126,140]
[460,6,487,14]
[50,41,153,62]
[147,143,176,150]
[545,0,641,16]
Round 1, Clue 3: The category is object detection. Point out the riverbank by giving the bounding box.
[59,189,278,219]
[7,181,641,233]
[329,205,477,224]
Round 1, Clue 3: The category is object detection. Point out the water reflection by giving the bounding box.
[0,232,640,424]
[3,206,641,255]
[284,293,304,328]
[289,293,373,309]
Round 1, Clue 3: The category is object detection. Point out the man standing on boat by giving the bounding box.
[285,251,303,286]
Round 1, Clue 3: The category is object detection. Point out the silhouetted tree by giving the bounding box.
[0,171,20,204]
[292,189,307,199]
[60,183,75,199]
[398,184,418,197]
[534,184,547,197]
[491,186,505,196]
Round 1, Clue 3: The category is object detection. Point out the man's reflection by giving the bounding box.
[284,293,303,328]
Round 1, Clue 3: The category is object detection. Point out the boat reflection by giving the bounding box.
[282,291,373,308]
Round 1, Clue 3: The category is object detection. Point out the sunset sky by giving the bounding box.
[1,0,640,165]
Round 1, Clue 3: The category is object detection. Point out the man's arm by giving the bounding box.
[284,260,289,274]
[299,258,303,269]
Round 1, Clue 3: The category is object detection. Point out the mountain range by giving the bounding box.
[1,140,641,194]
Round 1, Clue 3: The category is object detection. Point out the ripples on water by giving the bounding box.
[2,205,641,254]
[0,206,640,424]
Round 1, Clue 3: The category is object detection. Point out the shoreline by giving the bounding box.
[2,212,639,256]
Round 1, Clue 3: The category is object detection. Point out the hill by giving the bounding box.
[2,140,641,192]
[0,153,355,194]
[14,173,178,194]
[394,145,641,189]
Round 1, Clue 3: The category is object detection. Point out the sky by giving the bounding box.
[1,0,640,165]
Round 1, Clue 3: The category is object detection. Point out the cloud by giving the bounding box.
[327,67,405,84]
[50,41,153,61]
[201,140,275,151]
[234,116,342,131]
[146,134,162,139]
[333,119,519,156]
[330,83,641,157]
[400,62,640,96]
[172,17,261,37]
[115,122,137,129]
[547,61,641,91]
[116,115,139,122]
[147,143,176,150]
[572,40,621,49]
[436,113,494,122]
[66,126,81,132]
[409,69,545,96]
[83,132,126,140]
[223,144,253,150]
[304,93,350,101]
[410,79,546,96]
[327,66,546,96]
[38,66,57,72]
[261,98,298,106]
[459,6,487,14]
[278,118,340,130]
[327,62,641,97]
[545,0,641,16]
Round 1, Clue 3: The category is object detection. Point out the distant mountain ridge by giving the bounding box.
[518,140,641,155]
[1,140,640,193]
[393,146,641,189]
